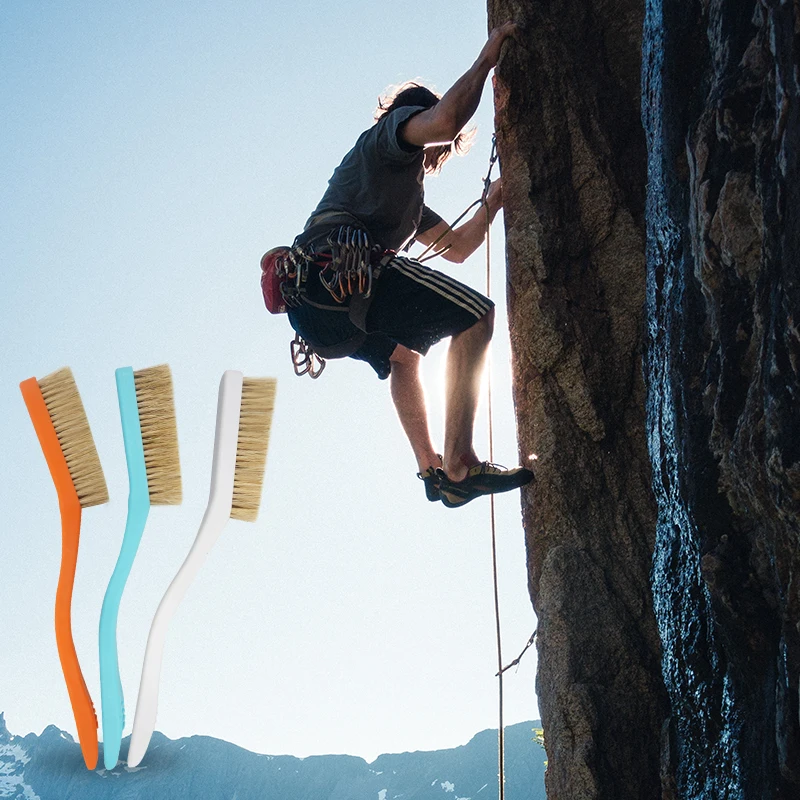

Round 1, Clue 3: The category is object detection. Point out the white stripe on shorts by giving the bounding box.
[389,256,492,319]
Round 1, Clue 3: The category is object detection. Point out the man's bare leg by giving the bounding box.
[389,345,441,473]
[442,308,495,482]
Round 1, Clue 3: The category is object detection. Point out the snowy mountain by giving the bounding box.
[0,713,545,800]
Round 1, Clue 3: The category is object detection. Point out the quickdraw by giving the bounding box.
[278,245,311,309]
[317,225,378,304]
[418,134,499,263]
[290,333,326,379]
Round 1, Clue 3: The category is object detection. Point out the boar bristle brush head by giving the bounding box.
[36,367,109,508]
[133,364,182,505]
[230,377,276,522]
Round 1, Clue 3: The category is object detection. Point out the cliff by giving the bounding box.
[490,0,800,797]
[488,0,669,798]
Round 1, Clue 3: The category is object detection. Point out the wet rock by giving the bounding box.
[643,0,800,796]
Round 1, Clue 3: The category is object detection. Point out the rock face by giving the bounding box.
[488,1,670,798]
[491,0,799,795]
[642,0,800,797]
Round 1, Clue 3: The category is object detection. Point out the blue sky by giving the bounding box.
[1,1,538,762]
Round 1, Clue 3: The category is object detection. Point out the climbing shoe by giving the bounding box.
[417,463,442,502]
[436,462,534,508]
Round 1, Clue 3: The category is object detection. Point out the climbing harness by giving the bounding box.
[261,224,394,378]
[262,225,385,312]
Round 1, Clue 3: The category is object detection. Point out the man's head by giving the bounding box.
[375,81,474,175]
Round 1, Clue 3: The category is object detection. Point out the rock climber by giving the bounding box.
[262,21,533,507]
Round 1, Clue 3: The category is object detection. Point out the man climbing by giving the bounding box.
[263,22,533,507]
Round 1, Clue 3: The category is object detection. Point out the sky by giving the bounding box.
[0,1,539,763]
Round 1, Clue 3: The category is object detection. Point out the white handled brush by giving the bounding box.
[126,370,276,767]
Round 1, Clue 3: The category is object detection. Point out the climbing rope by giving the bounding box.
[420,140,538,800]
[479,137,537,800]
[480,137,506,800]
[418,137,499,263]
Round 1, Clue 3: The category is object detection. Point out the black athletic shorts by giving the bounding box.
[287,255,494,380]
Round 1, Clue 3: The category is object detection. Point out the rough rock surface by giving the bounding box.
[488,1,670,797]
[642,0,800,796]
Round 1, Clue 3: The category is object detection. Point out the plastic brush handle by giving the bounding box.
[127,370,243,767]
[20,377,99,770]
[98,368,151,770]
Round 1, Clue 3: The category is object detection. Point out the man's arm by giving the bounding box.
[416,179,502,264]
[401,22,516,147]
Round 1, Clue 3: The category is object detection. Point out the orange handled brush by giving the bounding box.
[20,368,109,770]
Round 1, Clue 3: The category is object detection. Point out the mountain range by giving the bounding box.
[0,713,545,800]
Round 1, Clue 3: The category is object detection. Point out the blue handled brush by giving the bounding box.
[99,364,181,770]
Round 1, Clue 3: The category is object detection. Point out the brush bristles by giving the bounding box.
[37,367,109,508]
[231,377,276,522]
[133,364,182,505]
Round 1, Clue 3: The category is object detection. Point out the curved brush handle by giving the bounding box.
[127,370,243,767]
[20,377,99,770]
[99,368,151,769]
[55,498,100,770]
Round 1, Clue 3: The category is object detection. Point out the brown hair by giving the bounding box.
[375,81,475,175]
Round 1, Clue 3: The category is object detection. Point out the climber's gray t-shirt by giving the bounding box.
[305,105,443,251]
